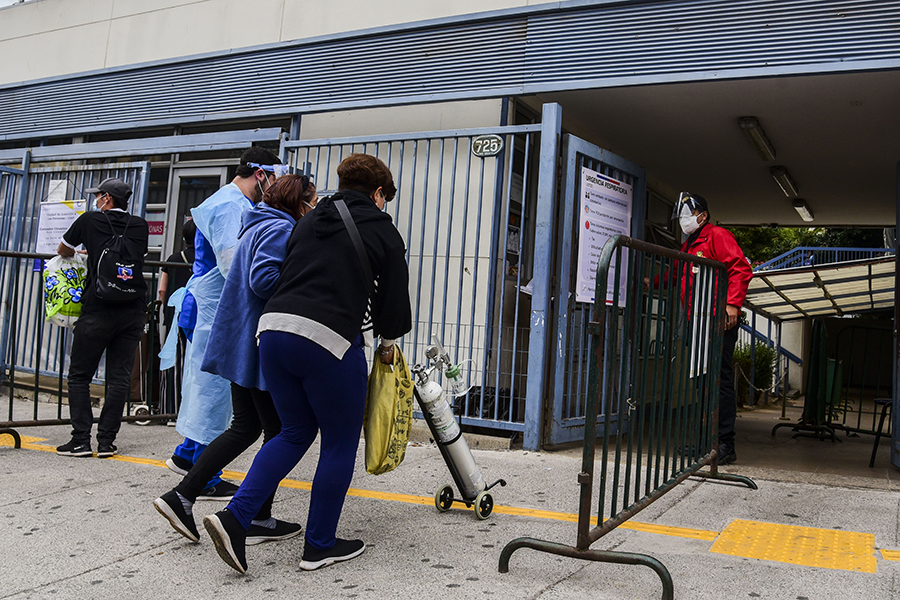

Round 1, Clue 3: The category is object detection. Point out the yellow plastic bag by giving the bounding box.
[364,347,414,475]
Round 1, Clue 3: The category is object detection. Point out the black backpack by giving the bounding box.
[95,213,147,302]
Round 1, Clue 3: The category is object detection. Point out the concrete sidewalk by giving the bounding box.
[2,405,899,600]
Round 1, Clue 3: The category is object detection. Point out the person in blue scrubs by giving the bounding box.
[166,146,286,499]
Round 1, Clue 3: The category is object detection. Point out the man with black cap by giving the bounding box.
[55,177,150,458]
[673,192,753,464]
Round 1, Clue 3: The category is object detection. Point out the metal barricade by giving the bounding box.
[831,325,893,437]
[499,236,756,600]
[0,251,190,448]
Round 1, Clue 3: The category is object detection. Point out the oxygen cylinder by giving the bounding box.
[416,381,460,443]
[416,380,486,499]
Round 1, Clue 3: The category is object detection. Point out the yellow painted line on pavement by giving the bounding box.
[711,519,877,573]
[5,436,716,540]
[4,436,895,569]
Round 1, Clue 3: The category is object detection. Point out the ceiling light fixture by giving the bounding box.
[738,116,777,161]
[770,166,799,197]
[792,199,814,222]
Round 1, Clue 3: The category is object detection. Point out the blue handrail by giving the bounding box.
[738,324,802,365]
[754,246,894,272]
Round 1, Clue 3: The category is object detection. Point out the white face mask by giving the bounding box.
[680,214,702,236]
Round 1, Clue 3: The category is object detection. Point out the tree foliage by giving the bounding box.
[729,227,885,265]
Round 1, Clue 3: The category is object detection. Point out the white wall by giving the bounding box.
[0,0,536,86]
[738,311,808,394]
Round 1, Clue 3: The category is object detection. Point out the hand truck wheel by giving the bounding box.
[435,484,454,512]
[474,491,493,520]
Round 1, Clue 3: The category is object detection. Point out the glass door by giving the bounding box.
[163,167,229,257]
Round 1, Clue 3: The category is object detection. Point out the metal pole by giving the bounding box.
[750,309,757,407]
[0,150,31,378]
[523,103,561,452]
[892,161,899,469]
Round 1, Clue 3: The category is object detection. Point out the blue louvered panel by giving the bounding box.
[525,0,900,85]
[1,0,899,140]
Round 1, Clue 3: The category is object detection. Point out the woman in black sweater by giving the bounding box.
[204,154,412,574]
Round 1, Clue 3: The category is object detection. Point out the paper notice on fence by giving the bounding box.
[575,167,633,304]
[36,200,86,254]
[689,268,712,379]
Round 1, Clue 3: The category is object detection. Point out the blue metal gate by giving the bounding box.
[282,124,544,437]
[0,161,151,388]
[547,134,647,445]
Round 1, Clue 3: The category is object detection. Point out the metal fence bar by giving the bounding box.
[500,236,755,599]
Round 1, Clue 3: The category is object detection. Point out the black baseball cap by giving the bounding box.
[85,178,133,203]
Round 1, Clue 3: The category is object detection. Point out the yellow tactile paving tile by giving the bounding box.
[881,549,900,561]
[710,519,877,573]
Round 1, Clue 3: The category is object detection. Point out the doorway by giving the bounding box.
[164,167,229,256]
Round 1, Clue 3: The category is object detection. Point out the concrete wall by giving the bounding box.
[0,0,534,86]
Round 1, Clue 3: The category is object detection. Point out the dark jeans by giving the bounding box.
[227,332,367,549]
[67,309,146,445]
[718,326,739,448]
[176,383,281,520]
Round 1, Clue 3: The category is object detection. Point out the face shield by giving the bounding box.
[671,192,704,222]
[248,163,290,178]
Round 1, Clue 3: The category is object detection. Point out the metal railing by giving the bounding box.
[0,251,190,447]
[755,246,895,272]
[500,236,756,600]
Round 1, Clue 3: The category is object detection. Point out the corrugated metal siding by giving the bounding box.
[2,0,899,140]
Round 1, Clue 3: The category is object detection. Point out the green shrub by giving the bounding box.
[733,341,778,404]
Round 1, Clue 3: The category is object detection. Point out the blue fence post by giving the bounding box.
[0,150,31,379]
[523,103,561,451]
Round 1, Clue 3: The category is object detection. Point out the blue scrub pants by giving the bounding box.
[226,331,367,550]
[173,438,223,488]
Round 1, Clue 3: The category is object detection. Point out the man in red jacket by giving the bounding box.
[674,192,753,464]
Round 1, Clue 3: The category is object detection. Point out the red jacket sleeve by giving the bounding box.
[710,227,753,307]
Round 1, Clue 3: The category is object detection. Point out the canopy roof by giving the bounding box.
[743,256,895,322]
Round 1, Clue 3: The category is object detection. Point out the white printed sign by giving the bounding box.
[575,167,633,304]
[36,200,86,254]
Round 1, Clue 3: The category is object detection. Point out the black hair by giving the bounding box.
[182,219,197,248]
[235,147,282,179]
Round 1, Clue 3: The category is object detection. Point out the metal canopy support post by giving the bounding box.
[523,103,561,451]
[893,161,900,469]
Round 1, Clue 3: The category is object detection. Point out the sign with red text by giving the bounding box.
[146,211,165,248]
[575,167,632,304]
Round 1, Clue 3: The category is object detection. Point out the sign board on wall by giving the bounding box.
[146,210,165,247]
[575,167,633,304]
[35,200,86,254]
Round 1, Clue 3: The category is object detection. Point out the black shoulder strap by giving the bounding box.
[102,210,131,238]
[334,199,374,296]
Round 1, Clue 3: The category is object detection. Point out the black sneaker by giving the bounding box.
[153,490,200,543]
[56,440,92,457]
[246,519,303,546]
[299,538,365,571]
[165,454,193,476]
[97,442,117,458]
[203,509,248,574]
[717,443,737,465]
[196,480,240,502]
